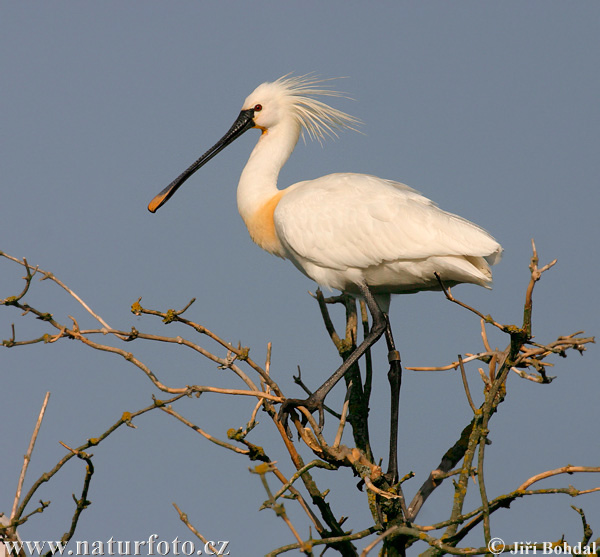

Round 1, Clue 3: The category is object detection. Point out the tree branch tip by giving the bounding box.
[59,441,88,459]
[292,365,303,383]
[130,298,143,315]
[399,471,415,484]
[251,462,274,475]
[67,315,80,329]
[172,502,187,521]
[177,298,196,314]
[539,259,558,274]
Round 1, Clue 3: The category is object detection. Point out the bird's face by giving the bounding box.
[242,83,284,132]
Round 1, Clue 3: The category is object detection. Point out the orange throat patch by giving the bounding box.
[244,191,285,257]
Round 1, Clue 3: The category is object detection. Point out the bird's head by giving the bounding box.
[242,75,360,143]
[147,74,359,213]
[241,82,285,133]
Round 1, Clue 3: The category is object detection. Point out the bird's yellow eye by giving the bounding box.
[254,104,263,112]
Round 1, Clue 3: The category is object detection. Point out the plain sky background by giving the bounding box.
[2,2,599,555]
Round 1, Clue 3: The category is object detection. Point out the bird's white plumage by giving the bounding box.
[233,74,502,311]
[274,172,500,296]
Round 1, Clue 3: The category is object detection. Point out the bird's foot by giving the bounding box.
[278,393,326,436]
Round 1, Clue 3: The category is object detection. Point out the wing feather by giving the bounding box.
[274,173,501,271]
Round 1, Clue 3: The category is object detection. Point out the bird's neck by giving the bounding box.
[236,120,300,257]
[237,120,299,213]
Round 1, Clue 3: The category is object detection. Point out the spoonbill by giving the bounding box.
[148,74,502,482]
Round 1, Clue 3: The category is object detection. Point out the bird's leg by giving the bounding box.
[383,317,402,485]
[279,282,387,429]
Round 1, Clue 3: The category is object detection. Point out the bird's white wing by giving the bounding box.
[274,173,501,271]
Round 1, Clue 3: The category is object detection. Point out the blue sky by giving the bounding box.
[2,2,599,554]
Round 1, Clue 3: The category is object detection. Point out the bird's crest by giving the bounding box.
[267,73,362,144]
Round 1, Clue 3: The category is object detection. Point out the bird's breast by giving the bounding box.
[242,190,286,258]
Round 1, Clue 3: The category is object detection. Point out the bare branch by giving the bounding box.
[12,394,187,525]
[267,460,338,506]
[571,505,593,546]
[407,351,500,372]
[434,272,507,332]
[2,245,596,556]
[53,443,94,549]
[159,405,250,455]
[458,356,477,413]
[268,526,377,557]
[518,465,600,491]
[172,503,219,553]
[315,288,342,348]
[333,380,353,448]
[10,392,51,522]
[523,239,557,336]
[1,252,115,332]
[252,463,306,550]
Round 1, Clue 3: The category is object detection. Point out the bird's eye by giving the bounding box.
[254,104,263,112]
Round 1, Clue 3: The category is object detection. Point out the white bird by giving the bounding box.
[148,74,502,481]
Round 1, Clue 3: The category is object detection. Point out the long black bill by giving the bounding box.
[148,108,256,213]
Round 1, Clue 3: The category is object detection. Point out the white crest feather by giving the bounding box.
[272,73,362,144]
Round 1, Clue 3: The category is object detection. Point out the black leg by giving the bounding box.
[280,283,403,489]
[383,317,402,485]
[279,282,387,428]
